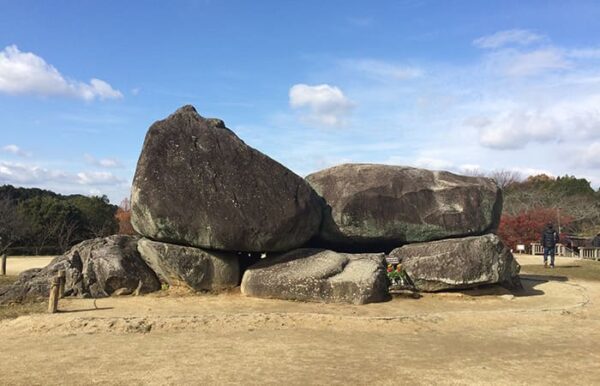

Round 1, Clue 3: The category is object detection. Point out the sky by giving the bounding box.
[1,0,600,204]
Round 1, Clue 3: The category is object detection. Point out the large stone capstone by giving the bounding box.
[131,105,323,252]
[306,164,502,251]
[389,234,521,292]
[137,238,240,291]
[0,235,160,304]
[241,248,390,304]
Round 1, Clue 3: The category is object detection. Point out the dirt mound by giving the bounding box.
[0,271,588,337]
[1,255,599,385]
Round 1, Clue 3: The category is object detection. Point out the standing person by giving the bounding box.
[541,223,560,268]
[592,233,600,248]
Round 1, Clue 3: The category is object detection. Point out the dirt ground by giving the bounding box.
[1,254,599,385]
[2,255,54,276]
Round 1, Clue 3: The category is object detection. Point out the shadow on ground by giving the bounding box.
[512,274,570,297]
[456,273,570,299]
[59,307,114,314]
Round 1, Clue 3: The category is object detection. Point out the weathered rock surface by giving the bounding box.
[137,238,240,291]
[0,235,160,304]
[389,234,521,292]
[306,164,502,251]
[131,105,323,252]
[241,248,389,304]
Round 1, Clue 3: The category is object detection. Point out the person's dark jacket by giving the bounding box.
[541,228,559,248]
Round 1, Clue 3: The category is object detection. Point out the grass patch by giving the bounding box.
[0,301,46,321]
[0,275,18,287]
[1,275,46,321]
[520,259,600,282]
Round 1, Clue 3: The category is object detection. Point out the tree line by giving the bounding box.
[2,173,599,255]
[0,185,122,255]
[483,172,600,249]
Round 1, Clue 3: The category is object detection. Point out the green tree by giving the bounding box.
[1,185,120,253]
[68,195,118,238]
[0,198,28,255]
[504,174,600,236]
[18,196,84,254]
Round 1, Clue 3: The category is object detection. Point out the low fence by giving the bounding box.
[529,243,575,257]
[530,243,544,255]
[579,247,600,261]
[530,243,600,260]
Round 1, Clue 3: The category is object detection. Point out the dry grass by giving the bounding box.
[0,275,17,287]
[1,254,600,323]
[0,275,46,321]
[520,257,600,282]
[0,301,46,321]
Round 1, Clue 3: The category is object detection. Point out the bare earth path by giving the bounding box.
[2,256,54,276]
[1,255,599,385]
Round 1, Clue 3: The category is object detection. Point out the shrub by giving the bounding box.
[498,207,572,249]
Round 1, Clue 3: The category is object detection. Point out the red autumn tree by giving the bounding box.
[497,207,572,250]
[115,198,135,235]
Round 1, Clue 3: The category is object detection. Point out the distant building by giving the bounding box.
[563,234,594,248]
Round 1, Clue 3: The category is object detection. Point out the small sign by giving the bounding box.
[385,256,400,265]
[516,244,525,252]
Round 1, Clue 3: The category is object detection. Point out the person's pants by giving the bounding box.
[543,247,556,266]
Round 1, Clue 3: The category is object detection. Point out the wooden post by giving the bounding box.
[48,276,60,313]
[58,270,66,298]
[133,280,143,297]
[1,254,6,276]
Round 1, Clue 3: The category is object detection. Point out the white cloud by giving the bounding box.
[482,48,570,77]
[413,157,455,170]
[99,159,121,168]
[568,48,600,59]
[2,144,31,157]
[459,163,481,172]
[289,84,354,127]
[476,110,557,149]
[341,59,423,80]
[0,160,125,186]
[0,160,127,202]
[0,161,70,184]
[84,153,123,168]
[463,116,492,128]
[385,153,555,182]
[76,171,124,185]
[386,156,486,175]
[472,94,600,149]
[510,167,554,177]
[276,32,600,190]
[575,142,600,168]
[500,48,570,77]
[311,156,354,173]
[0,45,123,101]
[474,29,544,49]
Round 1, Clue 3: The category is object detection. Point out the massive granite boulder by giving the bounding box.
[137,238,240,291]
[131,105,323,252]
[389,234,521,292]
[306,164,502,251]
[0,235,160,304]
[241,248,389,304]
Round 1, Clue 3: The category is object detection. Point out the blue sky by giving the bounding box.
[1,0,600,204]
